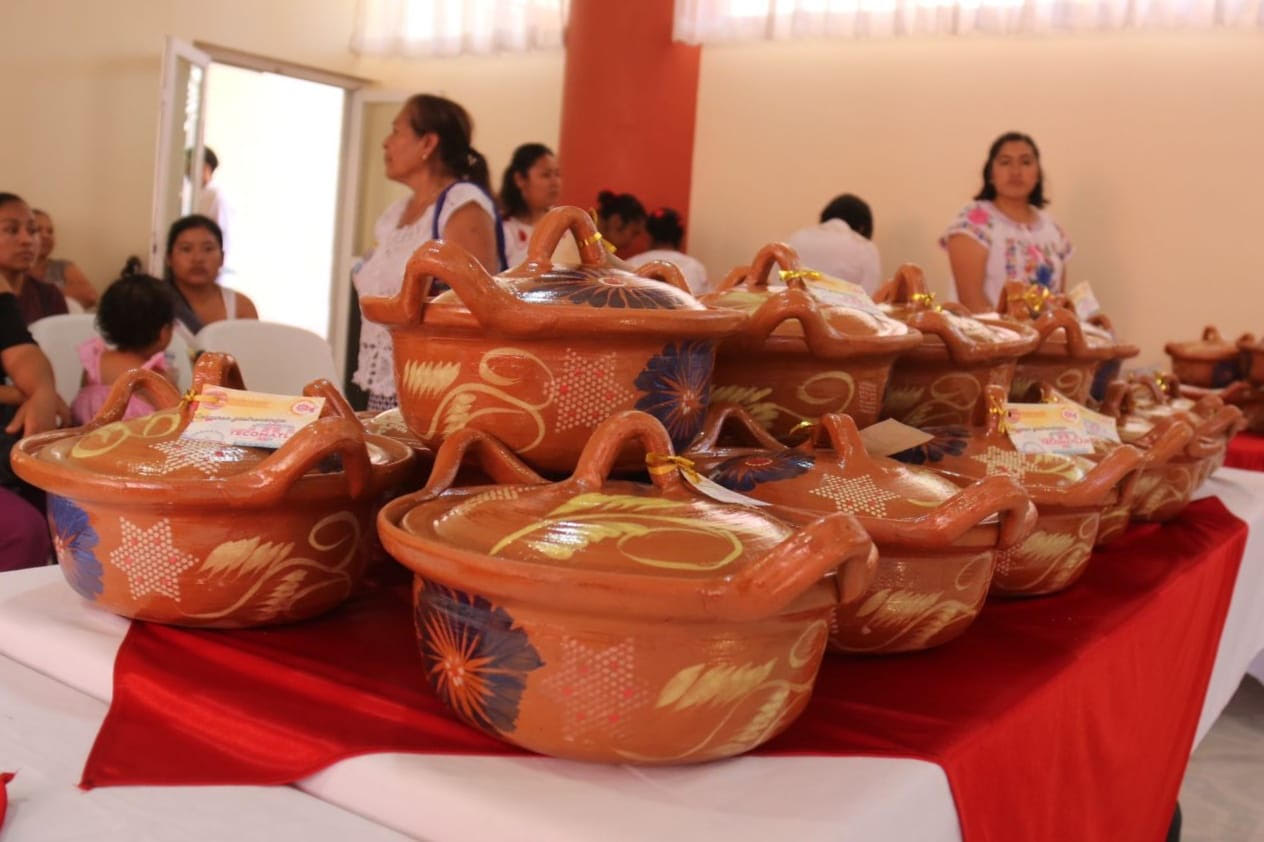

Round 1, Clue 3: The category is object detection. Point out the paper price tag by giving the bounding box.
[181,386,326,449]
[1067,282,1101,320]
[804,274,886,317]
[1004,402,1094,455]
[680,470,771,508]
[859,418,934,457]
[1040,389,1122,443]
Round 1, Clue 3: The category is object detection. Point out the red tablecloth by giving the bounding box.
[1225,432,1264,471]
[83,498,1246,842]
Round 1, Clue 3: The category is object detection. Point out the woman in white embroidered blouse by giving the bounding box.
[498,143,561,269]
[942,132,1073,313]
[352,94,501,412]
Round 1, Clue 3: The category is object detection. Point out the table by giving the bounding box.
[4,468,1264,842]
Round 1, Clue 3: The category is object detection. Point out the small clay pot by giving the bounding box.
[700,243,922,439]
[684,404,1036,653]
[377,410,878,764]
[1236,334,1264,387]
[893,384,1143,597]
[360,206,744,475]
[11,353,415,627]
[1165,327,1244,389]
[999,283,1138,406]
[873,265,1041,427]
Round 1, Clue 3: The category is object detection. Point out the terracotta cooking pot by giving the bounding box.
[1165,327,1245,389]
[890,385,1143,597]
[1180,380,1264,435]
[700,243,921,439]
[11,353,415,627]
[873,265,1041,427]
[377,410,878,764]
[684,404,1036,653]
[999,282,1138,406]
[360,206,744,475]
[1236,333,1264,387]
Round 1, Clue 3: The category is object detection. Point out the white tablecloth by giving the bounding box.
[4,468,1264,842]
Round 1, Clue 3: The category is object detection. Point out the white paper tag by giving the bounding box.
[1005,402,1095,455]
[803,273,886,317]
[859,418,935,457]
[181,386,326,449]
[1067,281,1102,320]
[1041,390,1122,443]
[681,470,771,507]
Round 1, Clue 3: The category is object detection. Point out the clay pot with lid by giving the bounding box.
[11,353,415,627]
[683,404,1036,653]
[1165,327,1245,389]
[888,385,1143,597]
[699,243,922,440]
[1236,333,1264,387]
[377,410,878,764]
[872,265,1041,427]
[999,282,1138,406]
[360,206,743,475]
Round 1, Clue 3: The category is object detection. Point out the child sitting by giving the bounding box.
[70,259,176,425]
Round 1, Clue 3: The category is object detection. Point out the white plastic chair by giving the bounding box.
[194,320,337,395]
[64,297,85,314]
[27,313,98,405]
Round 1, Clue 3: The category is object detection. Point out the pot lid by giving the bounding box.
[360,206,745,339]
[873,265,1041,363]
[699,243,921,359]
[1165,326,1242,362]
[999,282,1138,362]
[380,411,879,621]
[1237,332,1262,352]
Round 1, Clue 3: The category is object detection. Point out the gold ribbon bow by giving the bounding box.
[645,452,700,482]
[1008,283,1051,318]
[989,395,1010,435]
[787,419,818,441]
[911,291,942,312]
[585,208,618,255]
[778,268,823,284]
[179,387,199,410]
[1153,371,1171,395]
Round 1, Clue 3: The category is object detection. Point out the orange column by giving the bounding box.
[557,0,701,249]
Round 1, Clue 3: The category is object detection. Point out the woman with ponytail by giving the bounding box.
[352,93,506,411]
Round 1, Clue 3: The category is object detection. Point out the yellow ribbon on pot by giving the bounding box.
[989,395,1010,434]
[778,268,823,284]
[645,452,701,483]
[585,208,619,254]
[911,291,943,312]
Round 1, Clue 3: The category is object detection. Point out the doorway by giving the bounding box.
[201,63,345,341]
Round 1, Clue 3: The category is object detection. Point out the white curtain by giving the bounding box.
[673,0,1264,42]
[351,0,569,58]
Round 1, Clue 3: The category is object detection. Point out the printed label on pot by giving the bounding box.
[1005,402,1095,455]
[1067,282,1102,320]
[181,386,326,449]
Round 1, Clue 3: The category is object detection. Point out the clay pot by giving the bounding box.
[1180,380,1264,435]
[684,404,1036,653]
[873,265,1041,427]
[999,282,1138,406]
[359,206,744,475]
[891,385,1143,597]
[1165,327,1244,389]
[11,353,415,627]
[377,410,878,764]
[1237,334,1264,387]
[699,243,921,439]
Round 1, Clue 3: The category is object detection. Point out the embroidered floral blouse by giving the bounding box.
[940,200,1073,310]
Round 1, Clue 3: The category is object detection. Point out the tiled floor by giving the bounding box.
[1181,677,1264,842]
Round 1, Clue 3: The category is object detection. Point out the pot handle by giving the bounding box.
[360,239,515,331]
[217,416,373,506]
[688,402,787,452]
[632,260,691,294]
[421,427,548,495]
[81,368,184,432]
[858,475,1037,551]
[1190,404,1246,451]
[1055,442,1144,508]
[1088,313,1116,335]
[190,351,247,394]
[740,285,847,348]
[1203,325,1224,343]
[872,263,929,305]
[301,379,359,421]
[712,512,879,620]
[713,243,802,292]
[811,412,867,461]
[1137,418,1195,469]
[526,205,609,267]
[1031,306,1092,354]
[1098,379,1133,418]
[569,410,684,493]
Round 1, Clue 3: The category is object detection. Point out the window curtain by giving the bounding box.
[673,0,1263,43]
[351,0,569,58]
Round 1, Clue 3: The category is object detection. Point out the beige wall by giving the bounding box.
[690,31,1264,366]
[1,0,562,291]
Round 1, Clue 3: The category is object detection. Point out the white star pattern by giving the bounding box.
[809,474,899,516]
[554,349,634,431]
[151,439,249,478]
[540,637,648,742]
[971,446,1026,478]
[109,519,199,601]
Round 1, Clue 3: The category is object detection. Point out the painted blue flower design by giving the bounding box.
[1211,358,1240,389]
[416,582,544,736]
[634,340,715,450]
[891,426,970,465]
[708,451,816,492]
[520,268,683,310]
[1091,358,1123,403]
[48,495,103,601]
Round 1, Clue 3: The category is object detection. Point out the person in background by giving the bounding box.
[0,193,67,325]
[31,209,98,310]
[195,147,236,275]
[165,214,257,337]
[625,207,709,296]
[71,259,175,426]
[941,131,1073,313]
[499,143,561,268]
[594,191,647,258]
[353,93,506,412]
[785,194,881,294]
